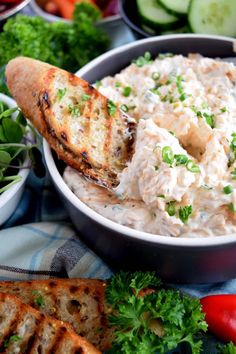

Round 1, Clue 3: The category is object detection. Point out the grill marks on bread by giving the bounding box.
[0,293,100,354]
[6,57,135,188]
[0,279,113,351]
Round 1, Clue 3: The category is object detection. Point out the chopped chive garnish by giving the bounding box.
[108,100,117,116]
[203,113,215,128]
[220,107,227,113]
[115,82,121,87]
[120,104,129,113]
[122,86,132,97]
[162,146,174,165]
[133,52,152,67]
[223,185,233,194]
[152,72,160,80]
[95,80,102,88]
[186,160,200,173]
[154,165,159,171]
[174,154,189,166]
[157,194,165,198]
[231,168,236,180]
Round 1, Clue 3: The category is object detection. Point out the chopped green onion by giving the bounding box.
[179,205,192,224]
[220,107,227,113]
[133,52,152,67]
[4,335,22,348]
[223,185,233,194]
[107,100,117,116]
[162,146,174,165]
[203,113,215,128]
[186,160,200,173]
[231,168,236,180]
[95,80,102,88]
[166,201,175,216]
[120,104,129,113]
[157,194,165,198]
[122,86,132,97]
[115,82,121,87]
[152,72,160,80]
[174,154,188,166]
[154,165,159,171]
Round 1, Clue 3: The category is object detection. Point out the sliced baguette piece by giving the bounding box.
[0,292,101,354]
[0,278,113,351]
[6,57,135,188]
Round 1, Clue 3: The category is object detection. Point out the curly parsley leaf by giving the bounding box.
[106,272,207,354]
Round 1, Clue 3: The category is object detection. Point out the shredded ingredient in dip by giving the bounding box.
[64,53,236,237]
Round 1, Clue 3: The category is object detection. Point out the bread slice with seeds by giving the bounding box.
[6,57,135,188]
[0,292,101,354]
[0,278,113,351]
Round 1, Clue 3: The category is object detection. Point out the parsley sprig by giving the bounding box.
[0,102,45,194]
[106,272,207,354]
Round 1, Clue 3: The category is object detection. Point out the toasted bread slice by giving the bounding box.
[6,57,135,188]
[0,278,113,351]
[0,292,101,354]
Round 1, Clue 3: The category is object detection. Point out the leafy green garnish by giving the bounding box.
[219,341,236,354]
[220,107,227,113]
[106,272,207,354]
[228,203,236,212]
[108,100,117,116]
[133,52,152,67]
[0,103,45,194]
[179,205,193,224]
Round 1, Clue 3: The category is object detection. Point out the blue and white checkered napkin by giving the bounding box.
[1,171,236,299]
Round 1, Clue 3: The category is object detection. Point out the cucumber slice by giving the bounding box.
[137,0,182,30]
[189,0,236,36]
[159,0,190,15]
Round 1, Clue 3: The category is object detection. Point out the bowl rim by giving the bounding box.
[0,93,30,210]
[44,33,236,247]
[30,0,121,24]
[0,0,32,21]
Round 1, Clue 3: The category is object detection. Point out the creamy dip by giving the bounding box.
[64,54,236,237]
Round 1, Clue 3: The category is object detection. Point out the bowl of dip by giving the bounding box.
[43,34,236,283]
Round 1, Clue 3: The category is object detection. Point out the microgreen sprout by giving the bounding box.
[0,102,45,194]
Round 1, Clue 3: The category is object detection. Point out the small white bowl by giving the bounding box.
[0,94,31,226]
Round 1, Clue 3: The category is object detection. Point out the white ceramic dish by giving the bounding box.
[43,34,236,283]
[0,94,31,226]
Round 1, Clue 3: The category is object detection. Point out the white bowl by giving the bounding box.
[44,34,236,283]
[0,94,31,226]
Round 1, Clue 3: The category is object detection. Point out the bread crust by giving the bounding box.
[6,57,135,188]
[0,292,101,353]
[0,278,113,351]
